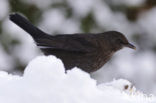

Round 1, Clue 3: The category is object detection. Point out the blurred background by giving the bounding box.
[0,0,156,94]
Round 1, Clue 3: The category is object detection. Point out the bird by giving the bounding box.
[9,13,136,73]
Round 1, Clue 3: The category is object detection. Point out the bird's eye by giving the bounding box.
[117,39,123,44]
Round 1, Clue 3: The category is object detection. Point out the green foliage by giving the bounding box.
[10,0,42,24]
[80,13,96,32]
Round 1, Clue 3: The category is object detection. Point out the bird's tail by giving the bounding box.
[9,13,46,39]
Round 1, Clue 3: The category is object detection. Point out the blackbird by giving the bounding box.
[9,13,136,73]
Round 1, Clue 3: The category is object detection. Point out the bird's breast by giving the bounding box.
[90,50,114,72]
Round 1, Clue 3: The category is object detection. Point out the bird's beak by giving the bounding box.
[124,43,136,50]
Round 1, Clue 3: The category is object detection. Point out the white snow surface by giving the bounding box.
[0,55,155,103]
[0,0,9,20]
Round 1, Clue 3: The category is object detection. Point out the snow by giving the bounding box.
[23,0,63,9]
[111,0,145,6]
[0,55,155,103]
[0,0,9,20]
[92,49,156,94]
[0,44,14,71]
[67,0,95,17]
[92,0,137,36]
[137,7,156,41]
[2,18,40,64]
[39,9,81,34]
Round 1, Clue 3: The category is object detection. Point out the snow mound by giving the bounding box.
[0,56,155,103]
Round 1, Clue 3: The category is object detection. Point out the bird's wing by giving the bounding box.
[35,35,97,53]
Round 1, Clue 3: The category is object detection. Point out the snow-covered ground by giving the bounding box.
[0,56,155,103]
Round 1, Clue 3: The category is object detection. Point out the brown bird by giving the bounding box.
[9,13,136,73]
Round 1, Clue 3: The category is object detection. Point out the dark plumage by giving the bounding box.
[9,13,136,73]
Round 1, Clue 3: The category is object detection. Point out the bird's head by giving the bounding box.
[103,31,136,51]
